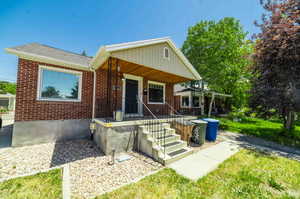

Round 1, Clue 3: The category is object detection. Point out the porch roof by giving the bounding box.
[101,58,192,84]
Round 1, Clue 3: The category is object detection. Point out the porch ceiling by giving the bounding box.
[101,58,192,84]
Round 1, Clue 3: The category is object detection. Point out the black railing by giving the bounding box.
[96,94,195,158]
[137,96,191,158]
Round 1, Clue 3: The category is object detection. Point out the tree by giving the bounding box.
[250,0,300,132]
[0,81,16,94]
[68,82,78,99]
[182,17,253,108]
[41,86,60,98]
[81,50,87,56]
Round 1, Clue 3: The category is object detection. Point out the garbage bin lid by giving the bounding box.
[202,118,219,123]
[190,119,207,124]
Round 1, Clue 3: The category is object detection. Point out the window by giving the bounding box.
[37,66,82,101]
[192,96,200,107]
[163,47,170,60]
[148,81,165,104]
[181,96,189,108]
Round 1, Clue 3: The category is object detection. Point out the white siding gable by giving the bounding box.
[111,42,195,80]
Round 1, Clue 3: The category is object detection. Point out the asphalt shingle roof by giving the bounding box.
[8,43,92,68]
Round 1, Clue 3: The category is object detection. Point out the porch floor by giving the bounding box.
[94,115,198,127]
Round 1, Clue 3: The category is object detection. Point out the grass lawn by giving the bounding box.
[0,168,62,199]
[216,117,300,148]
[97,149,300,199]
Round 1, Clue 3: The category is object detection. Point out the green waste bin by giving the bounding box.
[190,120,207,145]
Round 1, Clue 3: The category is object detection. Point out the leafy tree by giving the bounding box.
[182,17,253,108]
[81,50,87,56]
[41,86,60,98]
[250,0,300,132]
[68,82,78,99]
[0,81,16,94]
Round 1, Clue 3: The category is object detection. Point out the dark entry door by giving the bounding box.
[125,79,139,114]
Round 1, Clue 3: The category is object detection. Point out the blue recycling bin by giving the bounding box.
[202,118,219,141]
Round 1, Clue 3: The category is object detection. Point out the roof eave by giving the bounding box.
[5,48,90,71]
[90,47,111,70]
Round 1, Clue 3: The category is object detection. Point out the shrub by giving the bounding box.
[0,107,8,114]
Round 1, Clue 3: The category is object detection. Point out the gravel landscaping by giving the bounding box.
[0,139,162,199]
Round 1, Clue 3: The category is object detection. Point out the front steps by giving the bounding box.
[138,123,193,165]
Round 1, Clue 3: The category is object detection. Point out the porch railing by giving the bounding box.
[137,96,190,158]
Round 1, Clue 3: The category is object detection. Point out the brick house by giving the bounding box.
[6,38,201,164]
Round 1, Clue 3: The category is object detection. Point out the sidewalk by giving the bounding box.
[168,141,240,180]
[219,131,300,162]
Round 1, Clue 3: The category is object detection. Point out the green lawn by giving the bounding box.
[216,117,300,148]
[97,149,300,199]
[0,168,62,199]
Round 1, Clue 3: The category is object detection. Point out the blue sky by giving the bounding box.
[0,0,264,82]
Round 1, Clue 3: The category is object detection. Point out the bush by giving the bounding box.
[0,107,8,114]
[228,107,251,120]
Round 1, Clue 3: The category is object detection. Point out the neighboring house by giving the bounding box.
[6,37,201,164]
[0,93,15,111]
[174,84,231,116]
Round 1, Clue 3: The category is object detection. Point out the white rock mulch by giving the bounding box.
[0,142,55,180]
[0,140,162,199]
[70,151,162,199]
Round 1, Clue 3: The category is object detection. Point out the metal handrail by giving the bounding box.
[137,96,158,119]
[165,101,184,117]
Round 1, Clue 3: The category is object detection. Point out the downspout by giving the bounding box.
[89,64,96,121]
[88,63,97,141]
[92,70,96,120]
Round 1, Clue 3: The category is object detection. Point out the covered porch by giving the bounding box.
[90,38,202,164]
[94,57,195,121]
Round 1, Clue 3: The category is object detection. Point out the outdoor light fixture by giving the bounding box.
[89,121,96,140]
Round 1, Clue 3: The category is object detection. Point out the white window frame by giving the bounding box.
[148,80,165,104]
[181,95,190,108]
[192,96,201,108]
[37,65,82,102]
[163,47,170,60]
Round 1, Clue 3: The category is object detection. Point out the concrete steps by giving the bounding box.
[138,123,193,165]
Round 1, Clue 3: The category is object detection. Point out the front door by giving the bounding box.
[125,79,139,114]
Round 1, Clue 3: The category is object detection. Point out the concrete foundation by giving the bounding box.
[12,119,91,147]
[93,123,137,155]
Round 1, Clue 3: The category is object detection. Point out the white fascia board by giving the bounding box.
[165,40,202,81]
[105,37,170,52]
[90,46,111,69]
[91,37,202,80]
[5,48,90,71]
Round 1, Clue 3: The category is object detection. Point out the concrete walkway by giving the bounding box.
[168,141,240,181]
[219,131,300,162]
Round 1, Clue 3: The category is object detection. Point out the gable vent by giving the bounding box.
[163,47,170,60]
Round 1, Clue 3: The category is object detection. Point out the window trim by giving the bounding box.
[148,80,165,104]
[37,65,82,102]
[181,95,190,108]
[163,47,170,60]
[192,96,201,108]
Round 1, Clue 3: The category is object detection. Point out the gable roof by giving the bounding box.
[5,38,201,80]
[5,43,92,70]
[91,37,201,80]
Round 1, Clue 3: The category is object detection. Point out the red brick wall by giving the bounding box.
[15,58,94,121]
[15,58,177,121]
[94,68,123,118]
[94,66,175,117]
